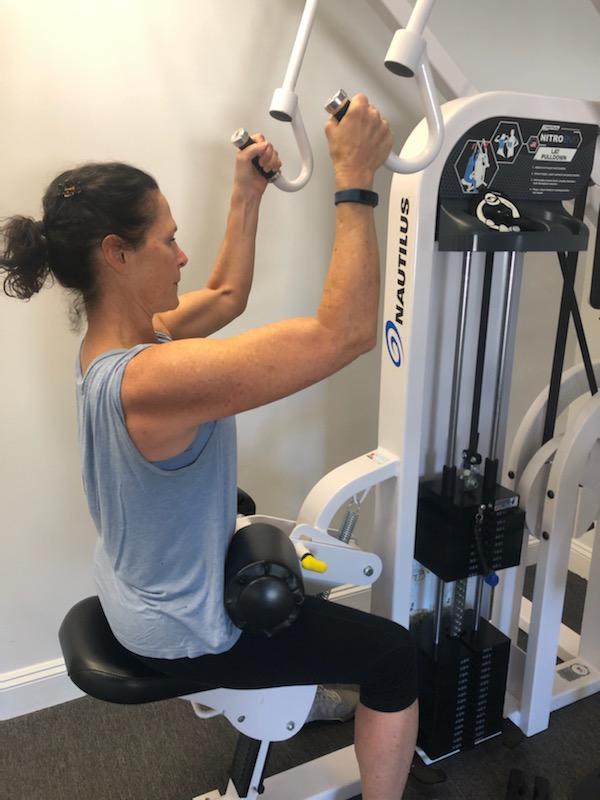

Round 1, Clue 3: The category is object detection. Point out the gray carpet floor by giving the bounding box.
[3,570,598,800]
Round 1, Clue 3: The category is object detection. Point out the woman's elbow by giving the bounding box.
[220,289,248,323]
[232,295,248,318]
[339,330,377,364]
[361,334,378,354]
[352,333,377,358]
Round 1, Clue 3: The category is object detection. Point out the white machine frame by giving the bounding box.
[496,362,600,736]
[193,90,600,799]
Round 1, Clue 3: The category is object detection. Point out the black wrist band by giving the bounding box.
[334,189,379,208]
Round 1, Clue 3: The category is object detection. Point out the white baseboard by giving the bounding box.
[1,658,83,721]
[1,539,590,722]
[519,596,581,662]
[527,536,592,579]
[569,537,594,580]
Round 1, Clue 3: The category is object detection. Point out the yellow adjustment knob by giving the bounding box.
[301,555,328,573]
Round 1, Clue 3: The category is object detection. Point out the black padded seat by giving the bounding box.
[58,596,211,704]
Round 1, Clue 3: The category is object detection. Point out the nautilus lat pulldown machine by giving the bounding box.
[251,90,600,785]
[397,102,600,763]
[228,0,600,770]
[58,2,600,799]
[227,35,600,800]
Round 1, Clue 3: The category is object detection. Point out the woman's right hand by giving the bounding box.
[233,133,282,199]
[325,94,393,190]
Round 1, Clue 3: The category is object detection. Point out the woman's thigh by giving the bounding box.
[136,596,415,692]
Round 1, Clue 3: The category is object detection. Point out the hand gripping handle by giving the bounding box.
[326,71,442,175]
[230,108,314,192]
[325,0,444,175]
[231,129,280,182]
[230,0,317,192]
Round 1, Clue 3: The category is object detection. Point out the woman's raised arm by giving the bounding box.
[123,95,392,438]
[154,135,281,340]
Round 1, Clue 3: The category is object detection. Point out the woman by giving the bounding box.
[1,95,418,800]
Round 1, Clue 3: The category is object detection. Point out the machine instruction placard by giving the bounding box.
[439,116,597,201]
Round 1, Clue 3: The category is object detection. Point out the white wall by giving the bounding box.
[427,0,600,100]
[0,0,424,688]
[2,0,599,716]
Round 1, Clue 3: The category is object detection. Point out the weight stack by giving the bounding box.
[413,615,510,760]
[415,477,525,581]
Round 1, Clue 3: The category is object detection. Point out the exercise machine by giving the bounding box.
[229,91,600,797]
[258,90,600,777]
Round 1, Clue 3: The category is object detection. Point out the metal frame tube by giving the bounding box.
[434,579,445,646]
[447,251,473,467]
[489,252,518,460]
[282,0,320,92]
[407,0,437,35]
[468,253,495,457]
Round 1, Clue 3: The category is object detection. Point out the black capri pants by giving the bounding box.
[135,596,418,713]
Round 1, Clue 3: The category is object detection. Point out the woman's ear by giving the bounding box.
[100,234,128,271]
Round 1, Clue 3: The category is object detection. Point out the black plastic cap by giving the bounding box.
[384,60,414,78]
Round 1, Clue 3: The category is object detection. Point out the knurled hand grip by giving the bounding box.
[231,128,279,182]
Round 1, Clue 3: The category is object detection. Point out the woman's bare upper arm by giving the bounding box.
[122,318,356,431]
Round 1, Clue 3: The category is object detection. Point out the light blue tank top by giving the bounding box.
[75,332,241,658]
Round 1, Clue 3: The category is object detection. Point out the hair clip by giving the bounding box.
[58,181,82,199]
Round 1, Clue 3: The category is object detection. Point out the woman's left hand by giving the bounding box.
[233,133,282,198]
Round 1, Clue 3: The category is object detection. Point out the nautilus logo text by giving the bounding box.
[385,320,404,367]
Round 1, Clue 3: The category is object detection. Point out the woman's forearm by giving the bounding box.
[317,201,379,355]
[205,189,262,312]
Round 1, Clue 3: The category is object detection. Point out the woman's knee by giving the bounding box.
[359,621,418,712]
[376,623,417,677]
[368,615,416,656]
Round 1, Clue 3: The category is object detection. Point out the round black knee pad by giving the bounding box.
[224,523,304,637]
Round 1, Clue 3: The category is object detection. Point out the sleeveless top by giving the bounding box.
[75,332,241,658]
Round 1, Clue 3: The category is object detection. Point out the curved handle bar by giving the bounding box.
[327,62,442,175]
[384,59,443,174]
[268,0,318,191]
[231,0,317,192]
[230,102,314,193]
[270,99,314,192]
[327,0,443,175]
[383,0,444,173]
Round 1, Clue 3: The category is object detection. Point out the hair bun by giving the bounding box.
[0,215,51,300]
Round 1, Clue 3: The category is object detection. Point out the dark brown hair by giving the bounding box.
[0,162,159,328]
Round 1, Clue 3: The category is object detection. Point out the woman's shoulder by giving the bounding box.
[79,330,171,378]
